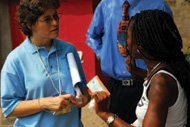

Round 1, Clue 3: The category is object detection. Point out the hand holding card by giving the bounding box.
[87,76,110,110]
[87,75,110,95]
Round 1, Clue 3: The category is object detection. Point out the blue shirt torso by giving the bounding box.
[1,37,86,127]
[86,0,173,80]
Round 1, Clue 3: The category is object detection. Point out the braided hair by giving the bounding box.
[129,9,190,127]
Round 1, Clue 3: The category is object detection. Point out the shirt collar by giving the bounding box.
[24,36,59,54]
[120,0,140,8]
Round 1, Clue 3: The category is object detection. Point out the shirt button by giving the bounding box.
[50,66,53,68]
[123,71,125,74]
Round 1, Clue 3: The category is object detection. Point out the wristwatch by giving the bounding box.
[106,114,118,126]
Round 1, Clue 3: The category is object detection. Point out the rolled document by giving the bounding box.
[66,52,82,97]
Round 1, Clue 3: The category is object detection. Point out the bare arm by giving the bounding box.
[92,72,177,127]
[142,73,178,127]
[8,94,76,117]
[93,91,134,127]
[8,99,41,117]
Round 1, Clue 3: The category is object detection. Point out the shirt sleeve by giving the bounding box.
[1,58,26,118]
[86,2,104,59]
[160,2,173,18]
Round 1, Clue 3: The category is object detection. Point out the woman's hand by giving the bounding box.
[70,92,90,107]
[125,55,147,80]
[118,46,127,57]
[125,55,137,75]
[39,94,75,111]
[70,87,91,107]
[8,94,76,117]
[92,91,110,117]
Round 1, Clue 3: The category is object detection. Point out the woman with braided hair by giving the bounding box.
[92,9,190,127]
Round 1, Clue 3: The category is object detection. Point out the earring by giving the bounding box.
[137,49,140,54]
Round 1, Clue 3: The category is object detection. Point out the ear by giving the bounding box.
[27,23,32,30]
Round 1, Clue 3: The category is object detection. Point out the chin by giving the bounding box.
[50,33,59,39]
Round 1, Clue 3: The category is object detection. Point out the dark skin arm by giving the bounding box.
[93,73,178,127]
[143,73,178,127]
[92,91,134,127]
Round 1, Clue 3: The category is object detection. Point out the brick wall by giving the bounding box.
[165,0,190,52]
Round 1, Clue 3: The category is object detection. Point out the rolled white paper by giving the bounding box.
[67,52,82,94]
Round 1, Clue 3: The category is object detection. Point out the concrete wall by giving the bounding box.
[0,1,12,70]
[165,0,190,52]
[0,0,12,107]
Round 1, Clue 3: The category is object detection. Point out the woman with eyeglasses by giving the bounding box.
[1,0,91,126]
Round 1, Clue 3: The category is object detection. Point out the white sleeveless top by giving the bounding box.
[132,70,187,127]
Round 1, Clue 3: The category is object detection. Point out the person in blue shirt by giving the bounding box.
[86,0,173,123]
[1,0,90,127]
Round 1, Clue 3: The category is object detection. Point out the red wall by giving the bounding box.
[8,0,26,49]
[8,0,95,82]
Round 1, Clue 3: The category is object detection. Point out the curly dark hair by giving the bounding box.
[129,9,190,127]
[17,0,60,36]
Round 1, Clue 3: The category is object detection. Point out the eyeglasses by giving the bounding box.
[39,13,62,24]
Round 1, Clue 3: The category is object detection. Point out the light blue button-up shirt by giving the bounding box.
[1,37,86,127]
[86,0,173,80]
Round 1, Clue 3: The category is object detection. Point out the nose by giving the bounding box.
[51,18,59,25]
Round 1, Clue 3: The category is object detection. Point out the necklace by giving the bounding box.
[144,62,162,81]
[34,42,61,95]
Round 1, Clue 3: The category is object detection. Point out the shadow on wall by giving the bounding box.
[0,73,1,108]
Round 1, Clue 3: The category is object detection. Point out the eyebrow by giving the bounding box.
[43,12,58,18]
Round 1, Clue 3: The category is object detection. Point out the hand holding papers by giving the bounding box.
[87,76,110,110]
[87,75,110,95]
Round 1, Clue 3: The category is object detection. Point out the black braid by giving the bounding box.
[130,9,190,127]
